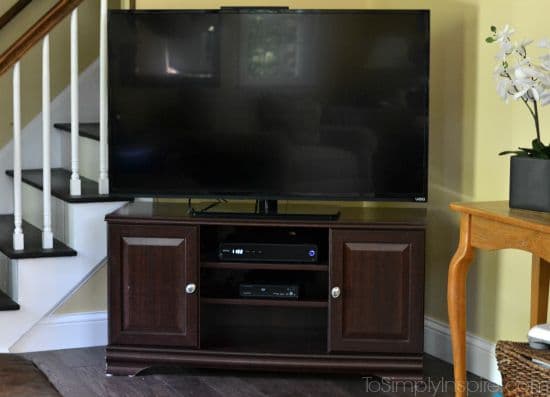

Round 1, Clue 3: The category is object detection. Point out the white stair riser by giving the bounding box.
[57,128,99,182]
[0,253,20,307]
[0,255,10,294]
[78,136,99,182]
[20,181,126,253]
[22,184,65,241]
[65,201,127,257]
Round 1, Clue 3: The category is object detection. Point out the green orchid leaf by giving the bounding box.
[486,37,495,43]
[535,150,550,159]
[499,150,527,156]
[532,139,546,151]
[491,26,497,33]
[518,147,534,153]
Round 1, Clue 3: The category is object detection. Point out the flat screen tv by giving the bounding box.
[108,9,430,204]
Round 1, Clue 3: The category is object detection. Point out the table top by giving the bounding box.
[450,201,550,233]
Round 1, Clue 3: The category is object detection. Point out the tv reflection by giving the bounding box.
[109,11,428,198]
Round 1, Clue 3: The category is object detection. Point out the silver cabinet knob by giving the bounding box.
[185,283,197,294]
[331,286,341,299]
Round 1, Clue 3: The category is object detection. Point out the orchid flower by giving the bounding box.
[487,25,550,156]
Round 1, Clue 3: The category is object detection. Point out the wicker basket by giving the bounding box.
[496,341,550,397]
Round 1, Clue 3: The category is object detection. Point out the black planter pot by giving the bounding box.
[510,156,550,212]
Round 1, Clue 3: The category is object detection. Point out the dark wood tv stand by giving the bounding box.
[105,201,426,379]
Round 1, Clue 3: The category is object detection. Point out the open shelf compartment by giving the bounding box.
[200,224,329,269]
[200,304,328,355]
[200,267,329,302]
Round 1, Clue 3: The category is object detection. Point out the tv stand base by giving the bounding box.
[106,346,423,380]
[105,202,426,380]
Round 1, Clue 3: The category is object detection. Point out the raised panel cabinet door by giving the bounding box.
[329,229,424,353]
[109,224,199,347]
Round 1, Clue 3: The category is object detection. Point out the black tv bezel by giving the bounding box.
[108,9,430,203]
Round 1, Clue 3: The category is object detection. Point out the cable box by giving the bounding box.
[218,242,318,263]
[239,284,300,299]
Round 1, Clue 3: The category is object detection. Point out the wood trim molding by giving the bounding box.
[0,0,85,77]
[0,0,33,31]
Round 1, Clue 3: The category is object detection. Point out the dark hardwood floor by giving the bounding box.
[19,347,500,396]
[0,354,59,397]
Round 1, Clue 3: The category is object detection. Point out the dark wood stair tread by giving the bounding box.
[0,215,76,259]
[54,123,99,141]
[5,169,132,203]
[0,290,19,311]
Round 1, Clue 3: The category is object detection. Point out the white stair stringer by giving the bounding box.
[3,255,97,353]
[0,200,128,353]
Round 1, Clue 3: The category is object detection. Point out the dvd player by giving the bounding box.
[219,242,318,263]
[239,284,300,299]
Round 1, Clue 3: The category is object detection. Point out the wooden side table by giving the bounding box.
[448,201,550,397]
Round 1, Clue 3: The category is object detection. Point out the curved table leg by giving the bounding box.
[448,214,475,397]
[531,255,550,327]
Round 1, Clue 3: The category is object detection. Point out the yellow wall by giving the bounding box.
[0,1,17,16]
[56,0,550,344]
[57,267,107,313]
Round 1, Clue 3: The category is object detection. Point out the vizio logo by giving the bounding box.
[414,197,426,202]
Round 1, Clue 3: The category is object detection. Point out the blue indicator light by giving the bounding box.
[308,250,316,257]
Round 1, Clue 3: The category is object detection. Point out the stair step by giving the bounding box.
[0,215,76,259]
[0,290,19,311]
[54,123,99,141]
[5,169,132,204]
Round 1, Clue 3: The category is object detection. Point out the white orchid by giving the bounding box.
[515,39,533,58]
[540,54,550,71]
[541,92,550,106]
[539,38,550,49]
[495,24,515,43]
[487,25,550,157]
[487,25,550,106]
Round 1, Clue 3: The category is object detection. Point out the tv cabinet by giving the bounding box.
[105,202,426,379]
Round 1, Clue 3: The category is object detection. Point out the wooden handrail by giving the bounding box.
[0,0,33,31]
[0,0,85,77]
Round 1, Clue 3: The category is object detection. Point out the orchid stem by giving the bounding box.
[521,97,537,121]
[534,99,542,143]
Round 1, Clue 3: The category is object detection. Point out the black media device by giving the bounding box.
[219,242,318,263]
[239,284,300,299]
[108,9,430,218]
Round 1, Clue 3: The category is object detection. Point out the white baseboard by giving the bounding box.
[12,311,502,385]
[10,311,107,353]
[424,316,501,386]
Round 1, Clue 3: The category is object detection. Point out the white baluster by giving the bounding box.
[70,9,81,196]
[12,62,24,251]
[98,0,109,194]
[42,35,53,249]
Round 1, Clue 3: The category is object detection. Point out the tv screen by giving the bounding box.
[108,9,430,201]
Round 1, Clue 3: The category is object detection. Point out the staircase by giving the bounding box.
[0,1,130,352]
